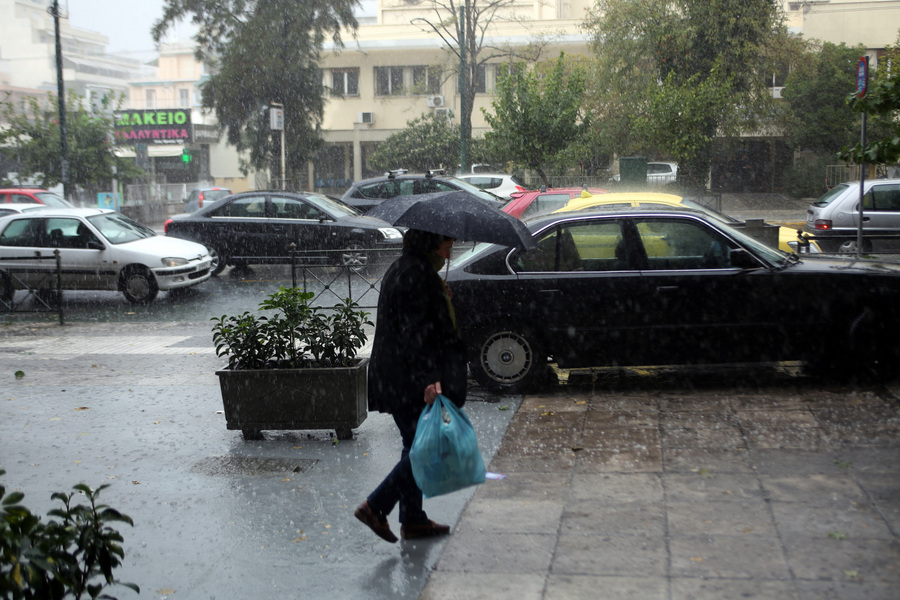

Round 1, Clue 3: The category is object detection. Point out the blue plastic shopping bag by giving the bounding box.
[410,394,486,498]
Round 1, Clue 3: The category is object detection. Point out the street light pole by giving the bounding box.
[50,0,71,202]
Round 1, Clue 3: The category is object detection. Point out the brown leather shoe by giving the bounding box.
[400,520,451,540]
[354,501,398,543]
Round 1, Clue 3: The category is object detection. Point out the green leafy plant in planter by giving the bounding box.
[0,466,139,599]
[210,287,373,440]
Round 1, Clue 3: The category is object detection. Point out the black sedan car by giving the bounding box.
[341,170,505,213]
[164,190,404,275]
[446,209,900,392]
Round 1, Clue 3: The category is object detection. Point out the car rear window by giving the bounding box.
[812,184,850,207]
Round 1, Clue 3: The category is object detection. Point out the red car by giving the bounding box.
[0,188,73,207]
[502,187,608,220]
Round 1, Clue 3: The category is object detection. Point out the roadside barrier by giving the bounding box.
[0,251,65,324]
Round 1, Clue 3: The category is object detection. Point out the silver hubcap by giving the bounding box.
[481,331,533,383]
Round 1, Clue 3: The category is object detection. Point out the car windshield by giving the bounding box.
[35,192,71,207]
[444,177,502,203]
[305,192,357,217]
[812,184,850,207]
[87,212,157,244]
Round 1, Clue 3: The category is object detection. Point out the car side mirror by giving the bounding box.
[729,248,758,269]
[87,240,105,251]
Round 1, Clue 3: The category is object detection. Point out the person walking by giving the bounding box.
[354,229,468,543]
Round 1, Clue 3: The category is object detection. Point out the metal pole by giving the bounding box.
[857,111,866,260]
[281,127,286,190]
[50,0,71,203]
[458,6,468,174]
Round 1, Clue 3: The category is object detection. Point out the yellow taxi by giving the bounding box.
[555,192,820,254]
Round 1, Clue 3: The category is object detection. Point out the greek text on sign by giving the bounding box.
[114,109,193,144]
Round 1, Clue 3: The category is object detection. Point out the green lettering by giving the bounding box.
[157,112,168,125]
[174,111,187,125]
[144,113,156,125]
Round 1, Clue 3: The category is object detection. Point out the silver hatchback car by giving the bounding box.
[804,179,900,253]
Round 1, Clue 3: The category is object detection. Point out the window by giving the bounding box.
[331,68,359,96]
[271,197,322,220]
[179,88,191,108]
[412,66,442,95]
[214,196,267,218]
[636,219,733,270]
[375,66,404,96]
[474,64,487,94]
[145,89,157,109]
[0,218,39,247]
[521,193,570,220]
[512,221,627,272]
[863,184,900,211]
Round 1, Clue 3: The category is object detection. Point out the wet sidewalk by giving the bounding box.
[2,320,900,600]
[422,377,900,600]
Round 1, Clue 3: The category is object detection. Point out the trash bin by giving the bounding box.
[619,157,647,185]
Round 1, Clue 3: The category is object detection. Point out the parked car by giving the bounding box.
[804,179,900,253]
[340,170,504,213]
[455,173,527,200]
[0,188,73,207]
[183,187,232,213]
[164,190,404,275]
[556,192,821,254]
[610,161,678,185]
[0,203,58,218]
[446,208,900,392]
[502,187,609,220]
[0,208,211,304]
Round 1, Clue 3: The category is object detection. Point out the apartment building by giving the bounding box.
[0,0,147,108]
[316,0,594,188]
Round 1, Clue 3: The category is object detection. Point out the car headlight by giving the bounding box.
[161,257,189,267]
[378,227,403,240]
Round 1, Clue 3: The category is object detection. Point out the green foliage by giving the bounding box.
[368,112,460,172]
[0,466,138,599]
[779,41,868,154]
[483,54,589,187]
[583,0,786,184]
[211,287,372,370]
[0,93,142,190]
[153,0,358,182]
[781,155,830,199]
[842,36,900,165]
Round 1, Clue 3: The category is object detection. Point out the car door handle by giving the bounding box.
[656,285,679,292]
[270,225,287,233]
[540,289,561,293]
[862,217,870,222]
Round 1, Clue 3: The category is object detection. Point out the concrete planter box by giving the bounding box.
[216,358,368,441]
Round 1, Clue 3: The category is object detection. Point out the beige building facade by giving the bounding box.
[317,0,595,189]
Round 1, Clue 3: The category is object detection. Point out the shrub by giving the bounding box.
[0,466,138,599]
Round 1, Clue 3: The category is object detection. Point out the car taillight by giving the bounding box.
[163,219,173,233]
[514,185,526,192]
[198,191,205,208]
[814,219,832,230]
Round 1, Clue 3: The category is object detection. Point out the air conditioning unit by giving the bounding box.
[426,95,445,108]
[771,86,785,99]
[434,107,452,120]
[358,111,375,124]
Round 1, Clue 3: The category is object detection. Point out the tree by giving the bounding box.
[152,0,359,187]
[409,0,549,171]
[583,0,787,188]
[482,54,589,186]
[842,36,900,166]
[0,93,141,197]
[779,41,868,155]
[368,112,460,173]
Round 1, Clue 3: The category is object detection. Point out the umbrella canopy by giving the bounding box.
[365,190,535,249]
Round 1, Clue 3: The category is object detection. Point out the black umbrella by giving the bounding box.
[366,190,535,249]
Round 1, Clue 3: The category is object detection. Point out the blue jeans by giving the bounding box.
[367,410,428,526]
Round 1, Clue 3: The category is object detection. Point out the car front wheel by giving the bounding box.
[121,266,159,304]
[340,241,368,270]
[471,328,545,393]
[206,244,227,276]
